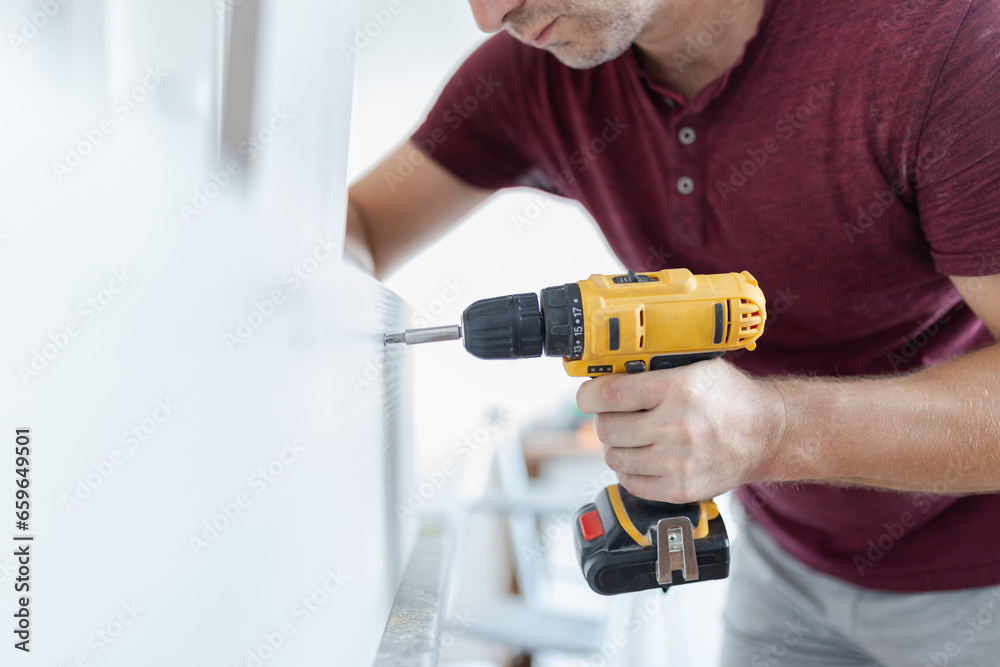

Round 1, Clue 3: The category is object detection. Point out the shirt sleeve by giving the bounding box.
[915,0,1000,277]
[410,34,539,191]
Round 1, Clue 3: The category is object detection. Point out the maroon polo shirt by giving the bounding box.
[411,0,1000,591]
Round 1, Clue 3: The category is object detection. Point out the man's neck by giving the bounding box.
[633,0,766,103]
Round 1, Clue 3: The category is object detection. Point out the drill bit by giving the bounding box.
[384,325,461,346]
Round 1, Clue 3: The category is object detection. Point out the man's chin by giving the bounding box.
[547,42,628,70]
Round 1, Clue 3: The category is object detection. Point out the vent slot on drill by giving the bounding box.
[638,308,645,349]
[737,299,762,344]
[725,300,732,343]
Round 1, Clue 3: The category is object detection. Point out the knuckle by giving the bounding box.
[672,487,697,504]
[669,418,696,447]
[597,379,623,406]
[675,376,700,404]
[603,446,620,470]
[670,415,709,448]
[617,473,639,496]
[665,465,694,504]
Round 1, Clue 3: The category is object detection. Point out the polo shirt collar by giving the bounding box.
[625,0,776,113]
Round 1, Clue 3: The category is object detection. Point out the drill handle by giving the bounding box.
[647,350,724,371]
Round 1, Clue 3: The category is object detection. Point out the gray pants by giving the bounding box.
[720,518,1000,667]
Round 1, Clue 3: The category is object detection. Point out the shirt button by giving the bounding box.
[678,127,696,145]
[664,97,678,108]
[676,176,695,195]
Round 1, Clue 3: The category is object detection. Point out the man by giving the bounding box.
[346,0,1000,663]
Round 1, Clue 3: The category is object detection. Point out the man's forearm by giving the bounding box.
[768,342,1000,494]
[343,197,376,275]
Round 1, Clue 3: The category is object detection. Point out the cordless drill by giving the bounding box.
[385,268,766,595]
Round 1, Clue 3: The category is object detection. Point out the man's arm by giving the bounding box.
[345,140,495,279]
[770,274,1000,493]
[576,275,1000,503]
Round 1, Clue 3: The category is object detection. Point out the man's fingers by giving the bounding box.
[604,443,659,475]
[616,473,671,503]
[592,412,653,447]
[617,472,702,504]
[576,372,666,414]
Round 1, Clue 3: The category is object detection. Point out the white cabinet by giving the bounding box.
[1,1,414,664]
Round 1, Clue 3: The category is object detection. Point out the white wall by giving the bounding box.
[0,1,414,665]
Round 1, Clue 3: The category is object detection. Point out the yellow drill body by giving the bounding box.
[563,269,766,377]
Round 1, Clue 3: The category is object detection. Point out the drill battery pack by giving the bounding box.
[573,484,730,595]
